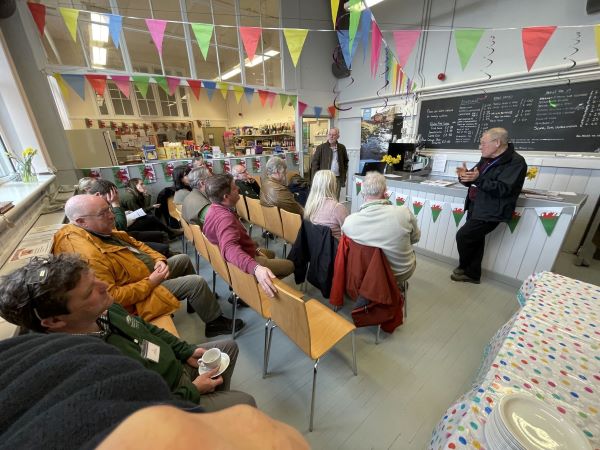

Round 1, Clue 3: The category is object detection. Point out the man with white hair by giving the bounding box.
[311,127,348,199]
[182,166,213,226]
[53,194,243,337]
[232,164,260,199]
[342,172,420,283]
[260,157,304,215]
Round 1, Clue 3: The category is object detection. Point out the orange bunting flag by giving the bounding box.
[328,105,336,118]
[239,27,262,62]
[258,90,269,107]
[522,26,557,72]
[85,74,107,97]
[187,80,202,100]
[27,2,46,37]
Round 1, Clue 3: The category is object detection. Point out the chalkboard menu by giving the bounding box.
[417,80,600,151]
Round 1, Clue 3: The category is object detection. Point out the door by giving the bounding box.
[202,127,226,153]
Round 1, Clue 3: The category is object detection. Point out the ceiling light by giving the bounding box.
[344,0,385,11]
[264,50,280,57]
[245,55,266,68]
[92,46,107,65]
[221,67,241,80]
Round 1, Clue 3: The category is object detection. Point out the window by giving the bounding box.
[0,134,14,179]
[135,85,159,116]
[179,87,190,117]
[107,81,134,116]
[157,87,179,117]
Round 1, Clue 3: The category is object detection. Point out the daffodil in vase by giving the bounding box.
[381,154,402,174]
[7,147,38,183]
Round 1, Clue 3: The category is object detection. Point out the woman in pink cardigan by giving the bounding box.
[304,170,348,239]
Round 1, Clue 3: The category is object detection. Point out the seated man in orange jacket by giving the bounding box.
[53,195,243,337]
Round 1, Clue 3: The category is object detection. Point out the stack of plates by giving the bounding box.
[484,393,591,450]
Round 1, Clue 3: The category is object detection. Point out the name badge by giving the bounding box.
[140,340,160,363]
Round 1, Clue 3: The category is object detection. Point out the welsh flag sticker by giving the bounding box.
[450,203,465,226]
[508,207,524,233]
[396,194,407,206]
[412,197,426,216]
[536,207,562,237]
[356,179,363,195]
[430,202,443,222]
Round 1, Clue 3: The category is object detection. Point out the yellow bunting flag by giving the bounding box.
[59,7,80,42]
[595,25,600,63]
[331,0,340,27]
[217,82,229,99]
[283,28,309,67]
[53,73,70,99]
[232,85,244,103]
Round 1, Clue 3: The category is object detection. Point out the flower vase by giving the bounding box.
[384,164,393,175]
[18,164,37,183]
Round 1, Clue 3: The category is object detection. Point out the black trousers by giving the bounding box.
[456,217,500,280]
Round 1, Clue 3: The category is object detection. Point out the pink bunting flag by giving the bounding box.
[267,91,277,108]
[393,30,421,68]
[371,21,383,78]
[522,26,557,72]
[145,19,167,57]
[187,79,202,100]
[111,75,131,98]
[27,2,46,37]
[298,101,308,116]
[239,27,262,62]
[167,76,180,96]
[258,90,269,107]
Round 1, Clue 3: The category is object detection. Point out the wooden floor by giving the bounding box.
[171,234,598,450]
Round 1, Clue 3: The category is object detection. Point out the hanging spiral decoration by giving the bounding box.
[374,48,391,112]
[481,34,496,80]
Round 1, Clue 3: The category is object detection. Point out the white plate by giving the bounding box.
[497,393,591,450]
[198,352,230,378]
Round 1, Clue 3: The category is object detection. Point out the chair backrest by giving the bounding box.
[226,262,270,318]
[269,279,311,355]
[167,197,181,221]
[280,209,302,243]
[179,216,194,245]
[261,205,284,239]
[202,232,231,285]
[245,196,266,228]
[250,174,262,187]
[190,224,210,262]
[236,196,249,221]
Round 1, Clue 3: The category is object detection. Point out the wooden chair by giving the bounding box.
[280,208,302,250]
[179,216,194,255]
[245,196,266,229]
[235,195,252,236]
[265,279,357,431]
[167,197,185,250]
[261,205,284,251]
[250,174,262,188]
[227,262,272,376]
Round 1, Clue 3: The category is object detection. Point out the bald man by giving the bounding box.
[52,195,243,337]
[232,164,260,199]
[311,128,348,199]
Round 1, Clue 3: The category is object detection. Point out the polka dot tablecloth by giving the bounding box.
[430,271,600,450]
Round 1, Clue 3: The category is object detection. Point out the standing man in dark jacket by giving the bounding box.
[311,128,349,199]
[453,128,527,284]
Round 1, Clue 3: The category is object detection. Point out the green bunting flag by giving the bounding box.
[430,203,443,222]
[412,197,425,216]
[536,207,562,237]
[451,204,465,226]
[133,76,150,98]
[191,23,214,60]
[454,29,485,70]
[154,76,169,94]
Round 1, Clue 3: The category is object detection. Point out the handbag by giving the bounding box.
[351,298,395,328]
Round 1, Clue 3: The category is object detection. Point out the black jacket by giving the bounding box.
[287,220,338,298]
[461,144,527,222]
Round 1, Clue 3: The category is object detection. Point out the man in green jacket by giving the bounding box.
[0,254,255,412]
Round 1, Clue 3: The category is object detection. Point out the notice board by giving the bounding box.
[417,80,600,151]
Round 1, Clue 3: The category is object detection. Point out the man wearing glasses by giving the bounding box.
[52,194,243,337]
[453,127,527,284]
[232,164,260,199]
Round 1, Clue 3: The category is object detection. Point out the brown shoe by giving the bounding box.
[450,273,480,284]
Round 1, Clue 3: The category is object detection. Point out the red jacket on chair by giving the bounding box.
[330,235,404,333]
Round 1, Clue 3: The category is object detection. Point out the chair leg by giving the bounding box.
[309,358,320,432]
[402,280,408,318]
[231,294,238,339]
[262,318,271,378]
[282,242,287,258]
[263,323,277,379]
[195,252,200,273]
[375,325,381,344]
[212,270,216,294]
[352,331,357,375]
[249,223,253,237]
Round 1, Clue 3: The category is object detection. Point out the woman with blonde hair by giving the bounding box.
[304,170,348,239]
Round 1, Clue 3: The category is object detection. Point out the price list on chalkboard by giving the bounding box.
[417,80,600,151]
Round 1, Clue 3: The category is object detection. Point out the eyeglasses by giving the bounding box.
[77,207,113,219]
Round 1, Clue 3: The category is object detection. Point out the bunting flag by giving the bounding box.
[62,74,85,100]
[331,0,339,27]
[107,14,122,48]
[392,30,421,68]
[396,193,407,206]
[595,25,600,63]
[111,75,131,98]
[59,8,80,42]
[187,79,202,100]
[288,94,297,109]
[391,62,398,93]
[394,63,402,93]
[507,207,524,233]
[412,197,426,216]
[430,202,443,222]
[145,19,168,57]
[328,105,336,118]
[355,178,362,195]
[133,75,150,98]
[267,91,277,107]
[27,2,46,37]
[385,189,394,202]
[141,164,157,184]
[314,106,322,119]
[244,87,255,104]
[258,90,269,107]
[451,203,466,226]
[253,157,261,172]
[81,168,102,179]
[398,70,404,93]
[154,76,169,94]
[191,23,214,60]
[454,29,485,70]
[85,74,107,97]
[161,162,175,182]
[203,81,216,100]
[536,207,562,236]
[279,94,288,109]
[217,82,229,99]
[112,166,130,188]
[337,30,360,68]
[232,85,244,103]
[371,21,383,77]
[348,0,361,54]
[239,27,262,62]
[298,101,308,116]
[359,9,372,63]
[283,28,309,67]
[167,76,180,96]
[522,26,557,71]
[53,73,70,99]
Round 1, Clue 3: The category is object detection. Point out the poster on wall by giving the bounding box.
[360,106,397,160]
